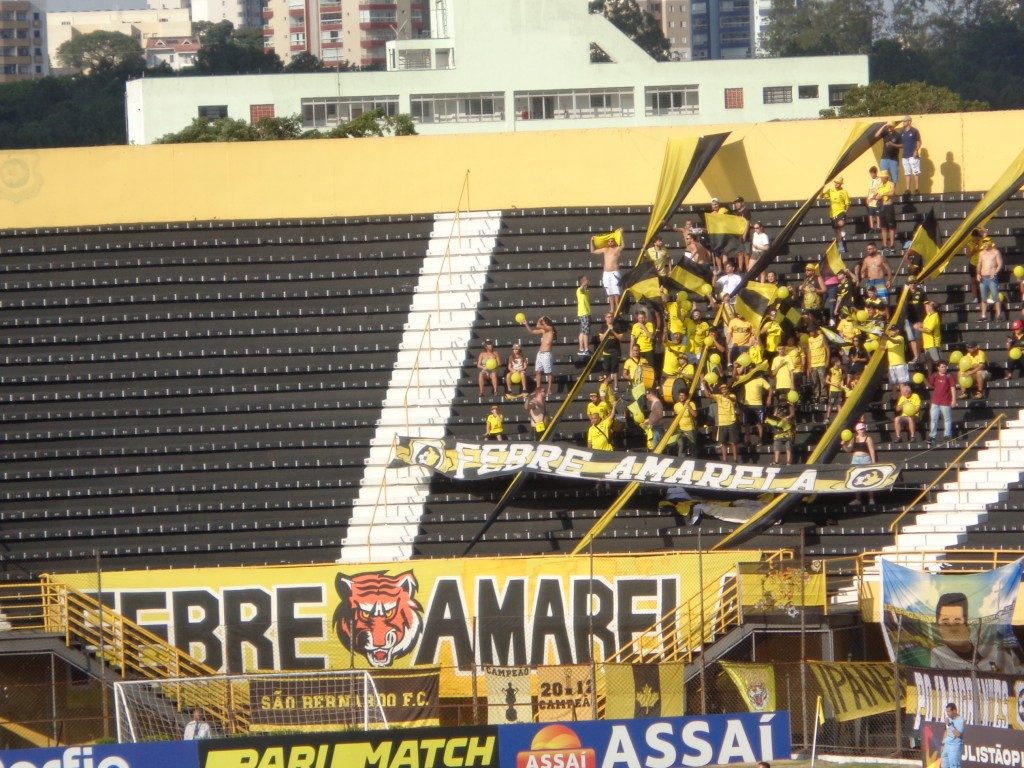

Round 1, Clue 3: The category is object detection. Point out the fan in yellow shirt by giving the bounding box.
[711,383,740,462]
[893,383,922,442]
[484,405,506,441]
[587,411,616,451]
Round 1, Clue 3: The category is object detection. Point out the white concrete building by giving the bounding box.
[47,7,191,68]
[125,0,867,145]
[190,0,261,31]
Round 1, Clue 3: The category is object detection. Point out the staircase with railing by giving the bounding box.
[0,577,251,733]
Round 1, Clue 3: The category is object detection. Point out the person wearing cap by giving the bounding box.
[917,299,942,364]
[960,342,990,397]
[875,119,902,186]
[1007,320,1024,379]
[477,339,502,397]
[977,237,1004,321]
[800,263,826,319]
[841,420,877,504]
[928,361,957,442]
[900,116,923,194]
[587,409,616,452]
[821,177,851,251]
[483,404,506,441]
[864,285,889,323]
[709,197,726,215]
[941,703,965,768]
[876,170,897,251]
[586,390,611,420]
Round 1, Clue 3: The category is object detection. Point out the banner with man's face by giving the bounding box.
[881,559,1024,674]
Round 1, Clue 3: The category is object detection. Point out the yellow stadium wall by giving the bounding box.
[0,110,1021,229]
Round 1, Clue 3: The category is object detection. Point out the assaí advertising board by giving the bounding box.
[498,712,792,768]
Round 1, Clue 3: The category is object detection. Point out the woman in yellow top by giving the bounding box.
[759,308,783,357]
[801,264,826,318]
[917,300,942,363]
[484,405,505,441]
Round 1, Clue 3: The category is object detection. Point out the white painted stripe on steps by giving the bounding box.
[339,210,501,563]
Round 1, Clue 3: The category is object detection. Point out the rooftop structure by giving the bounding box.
[124,0,866,144]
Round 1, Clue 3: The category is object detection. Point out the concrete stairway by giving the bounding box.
[340,211,500,563]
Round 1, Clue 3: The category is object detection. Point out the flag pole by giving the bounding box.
[810,694,823,767]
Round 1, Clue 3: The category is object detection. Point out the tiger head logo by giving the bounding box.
[333,570,423,668]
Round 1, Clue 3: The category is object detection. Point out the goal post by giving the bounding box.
[114,670,388,743]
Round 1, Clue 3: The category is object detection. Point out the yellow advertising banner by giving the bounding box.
[53,551,760,696]
[721,662,777,713]
[809,661,903,722]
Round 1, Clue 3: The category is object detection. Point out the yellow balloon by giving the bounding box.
[777,286,791,300]
[699,283,713,297]
[735,353,751,368]
[1012,347,1023,361]
[704,372,719,386]
[704,335,717,348]
[485,358,498,371]
[999,292,1007,303]
[864,339,879,352]
[1015,265,1024,279]
[959,374,974,390]
[709,353,722,366]
[902,401,920,417]
[912,372,926,384]
[680,300,692,313]
[787,390,800,404]
[949,350,963,366]
[856,309,870,323]
[510,372,522,384]
[959,357,973,372]
[840,429,854,442]
[515,312,527,324]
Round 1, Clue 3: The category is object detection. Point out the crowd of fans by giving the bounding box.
[474,145,1023,488]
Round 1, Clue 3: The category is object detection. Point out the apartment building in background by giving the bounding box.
[261,0,427,69]
[47,8,191,70]
[0,0,47,82]
[646,0,777,61]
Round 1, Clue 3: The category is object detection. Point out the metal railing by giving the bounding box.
[889,413,1005,533]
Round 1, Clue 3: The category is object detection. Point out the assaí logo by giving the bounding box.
[517,725,596,768]
[0,747,130,768]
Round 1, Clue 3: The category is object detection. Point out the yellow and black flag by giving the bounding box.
[906,209,939,270]
[824,239,848,278]
[666,257,714,297]
[740,121,887,289]
[622,260,664,303]
[705,212,749,255]
[921,146,1024,282]
[733,281,799,328]
[605,663,685,719]
[593,228,623,249]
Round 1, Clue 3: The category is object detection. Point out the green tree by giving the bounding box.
[819,80,988,118]
[760,0,872,56]
[593,0,669,61]
[56,30,145,72]
[193,20,283,74]
[154,110,416,143]
[284,52,328,72]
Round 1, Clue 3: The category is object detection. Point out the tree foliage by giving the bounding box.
[193,20,283,74]
[591,0,669,61]
[284,52,328,73]
[819,80,989,118]
[762,0,1024,109]
[56,30,145,72]
[154,109,417,144]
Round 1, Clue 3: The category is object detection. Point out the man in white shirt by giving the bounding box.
[183,708,211,740]
[716,259,742,301]
[751,222,770,259]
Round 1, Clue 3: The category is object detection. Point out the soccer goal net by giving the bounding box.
[113,670,387,743]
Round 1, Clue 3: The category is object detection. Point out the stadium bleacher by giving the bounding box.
[2,194,1023,577]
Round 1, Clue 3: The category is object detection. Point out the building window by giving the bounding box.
[724,87,743,109]
[645,85,698,116]
[762,86,792,104]
[409,92,504,124]
[829,84,854,106]
[300,96,399,129]
[198,105,228,121]
[798,84,819,99]
[513,87,634,120]
[250,104,275,122]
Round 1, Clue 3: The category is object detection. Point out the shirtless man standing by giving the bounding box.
[977,237,1004,321]
[524,315,557,394]
[591,233,624,316]
[858,241,893,305]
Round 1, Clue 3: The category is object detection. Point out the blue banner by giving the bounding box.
[0,742,198,768]
[498,712,791,768]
